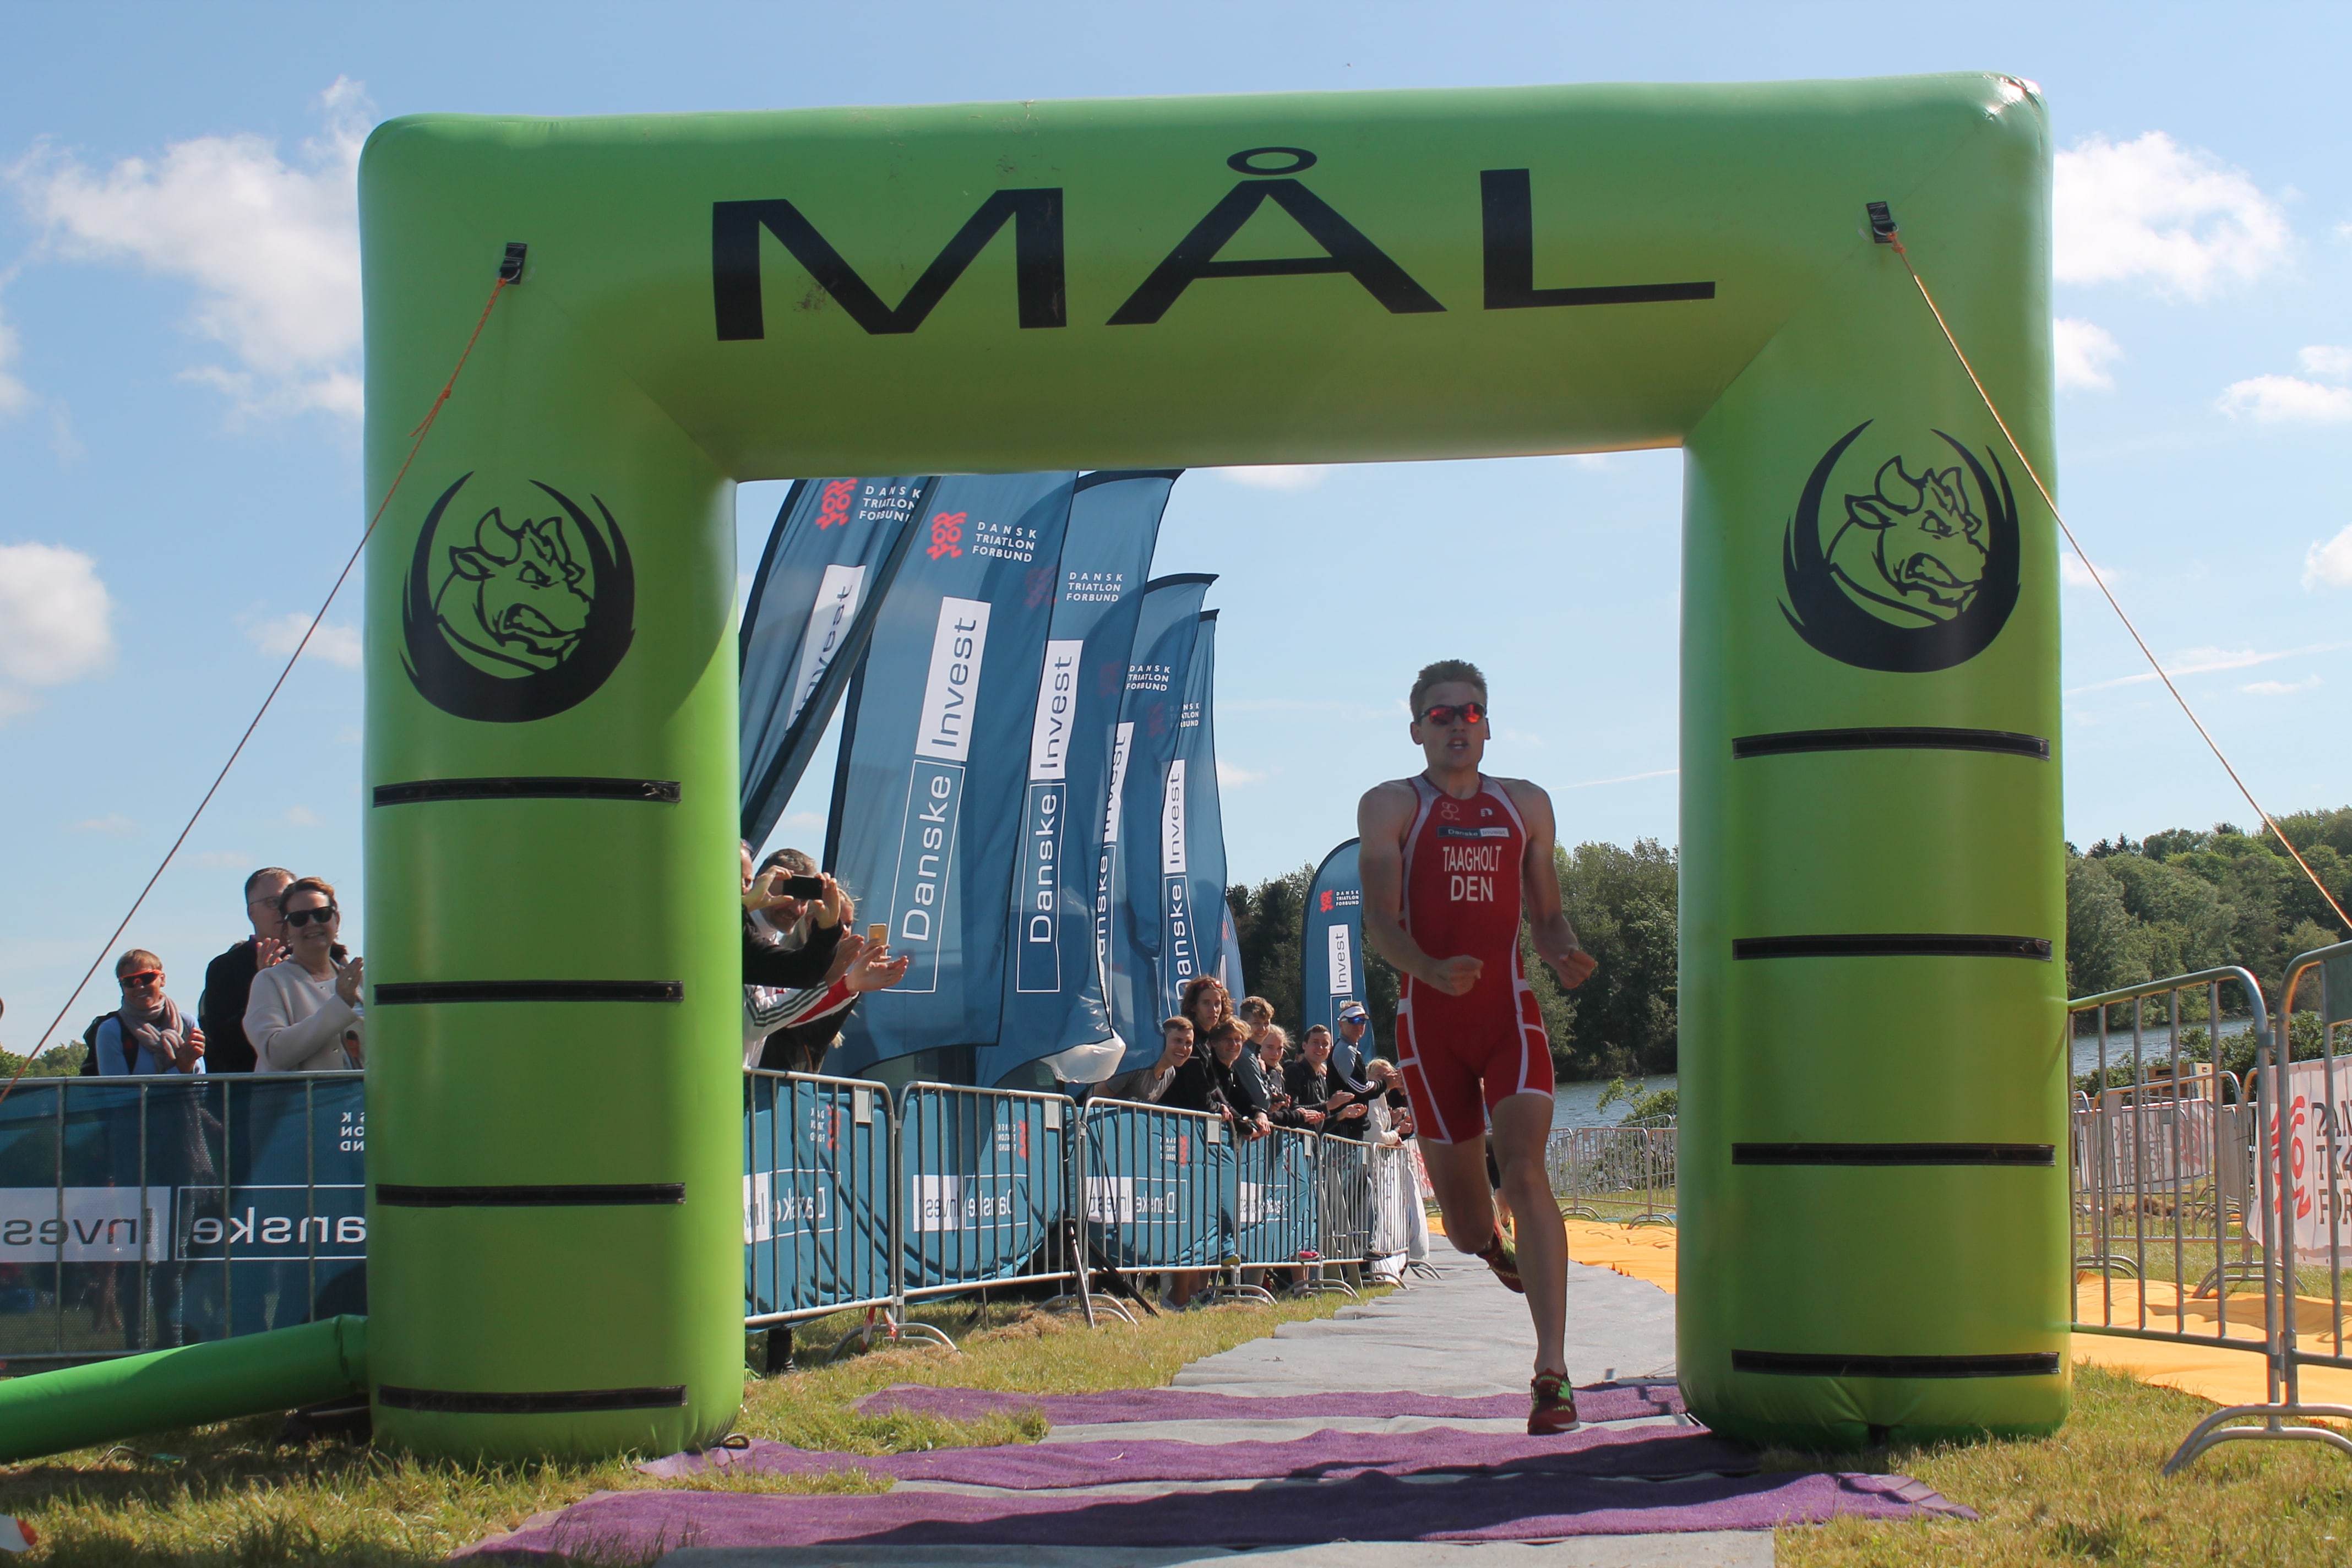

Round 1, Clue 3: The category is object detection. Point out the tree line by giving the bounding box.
[2066,805,2350,1010]
[1226,804,2352,1088]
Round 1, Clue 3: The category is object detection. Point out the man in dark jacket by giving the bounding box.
[198,867,292,1075]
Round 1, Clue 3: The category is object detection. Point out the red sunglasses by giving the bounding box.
[119,971,162,987]
[1418,700,1487,727]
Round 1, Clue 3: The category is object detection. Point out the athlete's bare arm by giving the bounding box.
[1358,780,1483,997]
[1497,775,1596,990]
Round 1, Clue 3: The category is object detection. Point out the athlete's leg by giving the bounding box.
[1490,1090,1566,1376]
[1418,1132,1500,1259]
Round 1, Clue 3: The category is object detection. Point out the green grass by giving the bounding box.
[1777,1364,2352,1567]
[0,1287,1384,1566]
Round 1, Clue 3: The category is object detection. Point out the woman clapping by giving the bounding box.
[244,878,364,1072]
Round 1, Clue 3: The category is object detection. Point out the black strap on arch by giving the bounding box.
[376,1384,688,1414]
[1732,934,2051,962]
[1732,727,2048,761]
[372,777,681,807]
[1733,1350,2059,1379]
[1733,1143,2054,1167]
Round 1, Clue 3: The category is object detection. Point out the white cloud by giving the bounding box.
[0,541,113,722]
[2219,373,2352,424]
[73,814,135,836]
[2054,131,2291,298]
[12,79,368,418]
[2299,344,2352,378]
[2067,641,2348,695]
[2059,550,2121,589]
[245,610,361,668]
[2306,522,2352,590]
[282,805,321,828]
[2245,674,2322,696]
[0,303,31,419]
[2053,318,2123,390]
[1217,760,1266,786]
[1207,465,1332,492]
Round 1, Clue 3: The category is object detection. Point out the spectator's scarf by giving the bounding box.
[116,993,188,1072]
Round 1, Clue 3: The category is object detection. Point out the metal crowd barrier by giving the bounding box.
[1547,1121,1677,1226]
[2167,940,2352,1469]
[1078,1101,1389,1303]
[742,1070,896,1331]
[2067,968,2271,1448]
[0,1071,364,1363]
[0,1064,1420,1370]
[896,1081,1077,1305]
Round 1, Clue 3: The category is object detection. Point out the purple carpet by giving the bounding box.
[854,1380,1684,1425]
[639,1423,1756,1487]
[458,1469,1973,1559]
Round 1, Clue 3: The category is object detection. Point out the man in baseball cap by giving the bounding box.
[1335,1000,1371,1081]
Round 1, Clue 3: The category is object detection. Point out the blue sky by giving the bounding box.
[2,2,2348,1047]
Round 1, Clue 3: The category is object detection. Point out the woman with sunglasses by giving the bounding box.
[94,949,206,1075]
[244,877,365,1072]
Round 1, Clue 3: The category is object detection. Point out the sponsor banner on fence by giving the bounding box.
[744,1075,891,1319]
[1081,1102,1226,1269]
[990,470,1176,1088]
[2268,1057,2352,1261]
[0,1074,367,1353]
[829,473,1078,1071]
[739,476,932,845]
[1106,575,1215,1069]
[898,1088,1066,1292]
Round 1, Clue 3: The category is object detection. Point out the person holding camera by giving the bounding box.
[244,878,364,1072]
[741,845,908,1072]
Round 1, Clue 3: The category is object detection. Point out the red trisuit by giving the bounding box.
[1392,774,1552,1145]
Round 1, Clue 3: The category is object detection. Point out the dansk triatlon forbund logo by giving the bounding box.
[1780,421,2022,673]
[401,472,636,722]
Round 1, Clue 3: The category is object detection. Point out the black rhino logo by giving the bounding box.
[401,473,635,722]
[1781,421,2022,673]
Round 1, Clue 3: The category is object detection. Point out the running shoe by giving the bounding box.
[1528,1370,1580,1435]
[1474,1229,1525,1294]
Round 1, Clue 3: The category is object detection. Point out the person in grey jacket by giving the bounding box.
[244,877,364,1072]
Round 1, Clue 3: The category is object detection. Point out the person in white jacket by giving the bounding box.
[243,876,364,1072]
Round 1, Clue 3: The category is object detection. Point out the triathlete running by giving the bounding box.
[1358,659,1596,1435]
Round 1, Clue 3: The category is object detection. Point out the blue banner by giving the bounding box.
[988,471,1178,1088]
[739,476,932,845]
[1158,611,1230,1022]
[1104,574,1215,1069]
[827,473,1079,1072]
[1301,838,1365,1047]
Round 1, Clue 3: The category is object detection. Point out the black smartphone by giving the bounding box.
[777,874,826,898]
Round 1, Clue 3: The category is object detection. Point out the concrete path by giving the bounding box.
[666,1246,1772,1568]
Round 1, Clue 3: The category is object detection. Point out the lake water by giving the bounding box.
[1550,1019,2263,1129]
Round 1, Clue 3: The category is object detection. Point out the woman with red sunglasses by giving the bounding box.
[244,876,366,1072]
[93,950,206,1075]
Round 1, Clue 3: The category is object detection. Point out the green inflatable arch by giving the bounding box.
[359,72,2064,1458]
